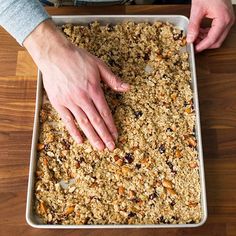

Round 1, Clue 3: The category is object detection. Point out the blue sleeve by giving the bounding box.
[0,0,50,46]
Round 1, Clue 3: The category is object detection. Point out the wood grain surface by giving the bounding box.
[0,5,236,236]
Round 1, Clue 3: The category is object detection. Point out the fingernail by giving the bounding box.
[74,136,82,144]
[112,132,118,141]
[120,83,130,90]
[95,141,104,151]
[187,34,194,43]
[106,141,115,151]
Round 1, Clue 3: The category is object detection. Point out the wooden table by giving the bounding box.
[0,5,236,236]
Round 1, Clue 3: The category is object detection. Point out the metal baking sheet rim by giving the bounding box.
[26,15,207,229]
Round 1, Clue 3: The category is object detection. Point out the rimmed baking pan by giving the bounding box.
[26,15,207,228]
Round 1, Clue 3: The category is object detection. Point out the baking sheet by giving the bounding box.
[26,15,207,228]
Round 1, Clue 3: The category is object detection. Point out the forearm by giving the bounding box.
[0,0,50,45]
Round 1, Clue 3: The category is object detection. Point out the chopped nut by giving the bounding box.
[121,166,130,174]
[45,133,54,143]
[189,162,198,168]
[188,136,197,148]
[36,171,42,177]
[68,186,76,193]
[188,202,198,207]
[116,158,124,166]
[37,143,44,151]
[162,179,173,189]
[46,151,54,157]
[129,190,136,199]
[167,188,177,196]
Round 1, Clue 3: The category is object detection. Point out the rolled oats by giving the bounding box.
[35,21,201,225]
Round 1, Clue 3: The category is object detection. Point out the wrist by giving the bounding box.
[23,19,72,67]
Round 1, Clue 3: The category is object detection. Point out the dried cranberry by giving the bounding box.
[159,144,165,154]
[128,212,136,218]
[135,163,141,169]
[124,153,133,164]
[149,192,158,200]
[134,111,143,119]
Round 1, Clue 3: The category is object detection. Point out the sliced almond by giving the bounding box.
[189,162,198,168]
[167,188,177,196]
[162,179,173,189]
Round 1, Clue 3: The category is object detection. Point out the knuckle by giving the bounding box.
[91,115,102,125]
[79,116,89,126]
[100,109,111,118]
[222,13,232,25]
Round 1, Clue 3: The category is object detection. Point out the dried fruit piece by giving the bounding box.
[39,201,47,214]
[185,107,192,114]
[65,206,75,215]
[175,150,182,158]
[37,143,44,151]
[128,212,136,218]
[134,111,143,119]
[135,163,141,169]
[43,157,48,166]
[159,144,165,154]
[118,186,125,195]
[162,179,173,189]
[124,153,134,164]
[149,192,158,200]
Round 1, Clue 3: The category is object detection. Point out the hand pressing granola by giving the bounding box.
[23,19,130,151]
[187,0,235,52]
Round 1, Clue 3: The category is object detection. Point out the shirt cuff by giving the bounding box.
[0,0,50,46]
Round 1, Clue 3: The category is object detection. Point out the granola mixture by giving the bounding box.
[35,21,202,225]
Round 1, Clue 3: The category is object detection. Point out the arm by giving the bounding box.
[24,19,130,151]
[187,0,235,52]
[0,1,130,151]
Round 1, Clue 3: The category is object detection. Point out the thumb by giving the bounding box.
[187,4,205,43]
[96,59,130,92]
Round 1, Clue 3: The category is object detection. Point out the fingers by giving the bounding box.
[69,105,106,151]
[55,105,83,144]
[187,4,205,44]
[208,25,231,49]
[76,97,116,151]
[195,18,226,52]
[96,59,130,92]
[90,85,118,141]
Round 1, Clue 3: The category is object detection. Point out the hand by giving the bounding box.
[24,20,130,151]
[187,0,235,52]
